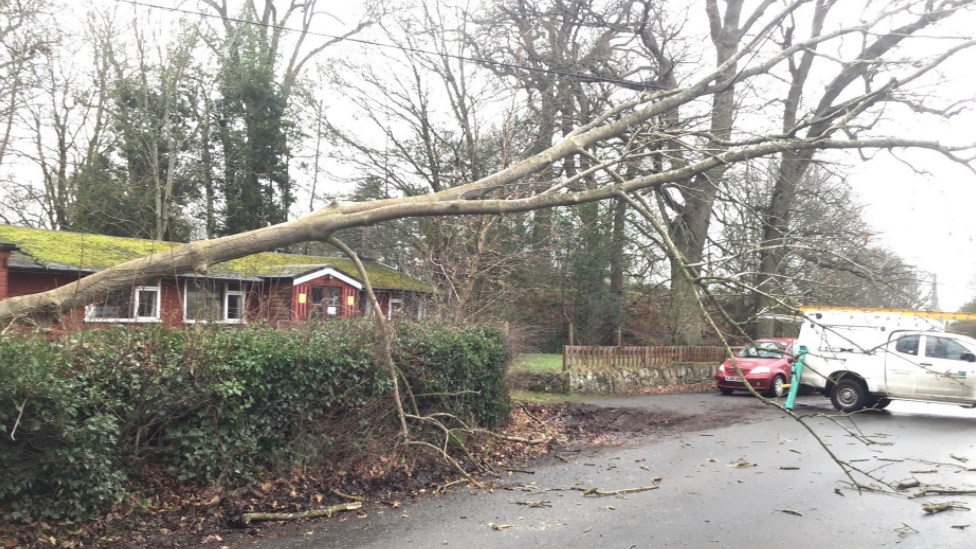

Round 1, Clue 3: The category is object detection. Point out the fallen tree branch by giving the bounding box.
[512,500,552,508]
[895,479,921,491]
[242,502,362,524]
[331,489,363,502]
[576,485,660,497]
[513,401,547,427]
[914,488,976,498]
[9,398,26,441]
[922,502,970,514]
[434,479,469,495]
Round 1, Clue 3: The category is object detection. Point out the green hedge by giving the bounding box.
[0,321,510,522]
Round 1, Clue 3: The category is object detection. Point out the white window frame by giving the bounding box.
[183,280,248,325]
[85,282,162,323]
[388,298,403,320]
[224,289,246,324]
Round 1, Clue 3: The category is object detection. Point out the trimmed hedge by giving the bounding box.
[0,321,510,521]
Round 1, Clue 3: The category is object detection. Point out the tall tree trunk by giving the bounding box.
[610,197,626,295]
[202,98,216,239]
[666,0,746,345]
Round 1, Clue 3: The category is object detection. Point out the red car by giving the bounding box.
[715,338,795,398]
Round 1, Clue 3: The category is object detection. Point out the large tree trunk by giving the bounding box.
[754,149,814,337]
[665,0,745,344]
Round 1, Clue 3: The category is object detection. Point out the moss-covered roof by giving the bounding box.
[0,225,433,292]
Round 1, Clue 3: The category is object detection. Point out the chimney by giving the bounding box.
[0,243,15,301]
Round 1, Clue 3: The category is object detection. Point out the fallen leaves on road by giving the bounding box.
[488,523,514,530]
[834,489,845,497]
[779,466,799,471]
[951,524,970,530]
[950,454,969,463]
[780,509,803,517]
[728,461,756,469]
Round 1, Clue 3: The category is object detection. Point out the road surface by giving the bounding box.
[253,394,976,549]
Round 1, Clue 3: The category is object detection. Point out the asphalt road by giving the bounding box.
[253,394,976,549]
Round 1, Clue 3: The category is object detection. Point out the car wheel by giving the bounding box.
[765,374,787,398]
[830,379,867,412]
[720,388,734,395]
[868,398,891,410]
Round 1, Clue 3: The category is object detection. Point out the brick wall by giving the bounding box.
[8,270,69,297]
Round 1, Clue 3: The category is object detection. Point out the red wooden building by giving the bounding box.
[0,225,433,327]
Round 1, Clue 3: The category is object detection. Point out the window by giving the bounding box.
[310,286,341,318]
[895,335,919,356]
[388,298,403,320]
[738,341,786,359]
[925,336,971,361]
[87,283,161,322]
[184,280,247,323]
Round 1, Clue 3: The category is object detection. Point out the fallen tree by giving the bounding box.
[1,0,974,328]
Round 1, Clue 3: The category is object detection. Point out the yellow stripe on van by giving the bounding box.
[797,306,976,322]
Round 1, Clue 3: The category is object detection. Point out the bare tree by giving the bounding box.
[753,0,972,335]
[1,0,975,328]
[0,0,49,169]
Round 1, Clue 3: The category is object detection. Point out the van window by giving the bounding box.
[894,335,919,356]
[924,337,971,361]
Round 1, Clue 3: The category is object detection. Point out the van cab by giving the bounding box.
[797,308,976,412]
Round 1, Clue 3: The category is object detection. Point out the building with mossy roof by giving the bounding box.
[0,225,433,326]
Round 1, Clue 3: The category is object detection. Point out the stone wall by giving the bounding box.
[508,363,717,395]
[567,363,715,394]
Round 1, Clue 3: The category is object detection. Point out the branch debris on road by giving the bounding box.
[577,485,660,497]
[922,502,971,514]
[242,502,362,524]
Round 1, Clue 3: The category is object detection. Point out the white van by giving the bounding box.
[796,308,976,412]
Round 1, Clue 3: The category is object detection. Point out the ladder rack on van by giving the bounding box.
[796,306,976,322]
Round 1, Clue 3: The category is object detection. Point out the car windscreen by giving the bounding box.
[738,342,786,359]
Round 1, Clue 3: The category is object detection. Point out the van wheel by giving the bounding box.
[720,388,734,395]
[830,379,867,412]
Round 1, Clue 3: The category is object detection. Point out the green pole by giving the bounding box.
[785,345,807,411]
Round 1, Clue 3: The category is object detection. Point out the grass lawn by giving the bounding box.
[509,389,576,403]
[512,353,563,373]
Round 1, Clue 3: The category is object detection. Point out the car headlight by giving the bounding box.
[718,364,725,374]
[750,366,771,374]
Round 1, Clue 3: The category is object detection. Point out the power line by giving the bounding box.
[111,0,667,90]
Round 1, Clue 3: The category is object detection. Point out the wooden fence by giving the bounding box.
[562,345,733,371]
